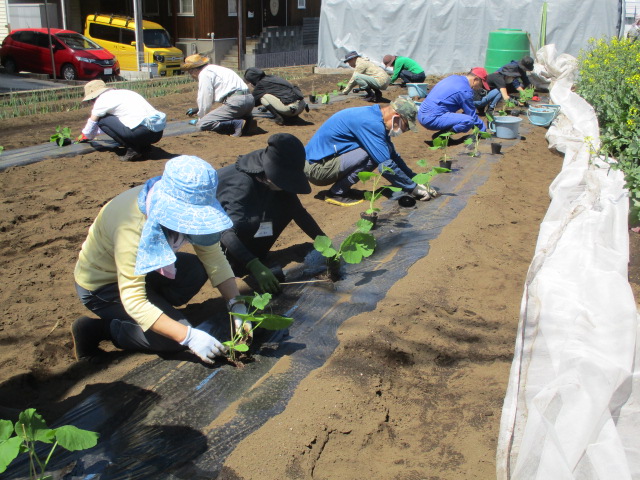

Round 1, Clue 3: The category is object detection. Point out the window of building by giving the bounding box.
[298,0,306,8]
[228,0,237,17]
[179,0,194,16]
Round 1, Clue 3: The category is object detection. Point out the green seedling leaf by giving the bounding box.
[479,131,493,139]
[340,232,376,264]
[355,218,373,233]
[365,207,379,214]
[256,314,294,330]
[16,409,54,444]
[314,235,338,258]
[0,436,22,474]
[387,186,402,192]
[251,292,272,310]
[0,146,4,154]
[381,165,395,174]
[231,343,250,352]
[357,171,377,182]
[433,167,450,174]
[54,425,99,451]
[412,172,433,185]
[463,138,473,145]
[417,158,427,168]
[0,420,12,441]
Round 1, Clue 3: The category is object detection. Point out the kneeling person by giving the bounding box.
[244,68,307,125]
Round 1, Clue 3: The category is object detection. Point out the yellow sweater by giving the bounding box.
[74,186,234,331]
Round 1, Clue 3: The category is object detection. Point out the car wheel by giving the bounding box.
[3,57,17,75]
[61,64,77,81]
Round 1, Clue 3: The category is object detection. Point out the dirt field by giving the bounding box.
[0,72,638,479]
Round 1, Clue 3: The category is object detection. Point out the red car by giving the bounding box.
[0,28,120,80]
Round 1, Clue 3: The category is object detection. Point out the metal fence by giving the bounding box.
[254,48,318,69]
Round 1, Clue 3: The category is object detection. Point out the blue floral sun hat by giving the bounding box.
[151,155,232,234]
[134,155,232,276]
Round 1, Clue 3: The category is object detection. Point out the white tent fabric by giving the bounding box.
[496,44,640,479]
[318,0,622,75]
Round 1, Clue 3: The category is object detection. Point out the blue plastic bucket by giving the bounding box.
[489,116,523,139]
[528,104,560,127]
[406,83,428,98]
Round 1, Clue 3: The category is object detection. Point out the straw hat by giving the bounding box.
[82,80,112,102]
[382,55,397,67]
[181,54,210,71]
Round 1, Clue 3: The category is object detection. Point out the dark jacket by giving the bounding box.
[244,67,304,106]
[217,151,323,267]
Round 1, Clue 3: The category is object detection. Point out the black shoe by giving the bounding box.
[373,89,383,103]
[71,316,111,360]
[324,192,364,207]
[121,148,141,162]
[265,105,284,125]
[476,106,486,116]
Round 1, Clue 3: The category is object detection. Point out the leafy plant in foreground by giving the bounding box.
[314,218,376,266]
[49,126,72,147]
[463,125,493,157]
[429,131,454,163]
[0,408,99,479]
[412,163,450,191]
[519,86,535,104]
[357,166,401,215]
[223,292,293,363]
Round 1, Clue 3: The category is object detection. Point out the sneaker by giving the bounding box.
[71,316,111,360]
[121,148,141,162]
[324,192,364,207]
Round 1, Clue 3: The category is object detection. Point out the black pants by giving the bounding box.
[98,115,163,152]
[399,70,426,84]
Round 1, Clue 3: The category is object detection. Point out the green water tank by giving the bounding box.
[485,28,530,73]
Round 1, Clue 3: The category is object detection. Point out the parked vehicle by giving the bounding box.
[84,14,184,76]
[0,28,120,80]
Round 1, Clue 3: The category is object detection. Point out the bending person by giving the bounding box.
[72,156,246,363]
[182,54,254,137]
[244,67,307,125]
[78,80,166,162]
[341,51,390,103]
[217,133,326,294]
[382,54,426,86]
[418,68,488,137]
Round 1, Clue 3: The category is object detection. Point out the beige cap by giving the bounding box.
[82,80,112,102]
[181,54,210,71]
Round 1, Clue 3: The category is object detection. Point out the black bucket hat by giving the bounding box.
[343,51,360,62]
[519,56,534,71]
[236,133,311,194]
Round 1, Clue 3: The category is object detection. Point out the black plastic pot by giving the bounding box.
[308,94,317,103]
[491,142,502,154]
[398,195,417,208]
[360,211,378,229]
[439,160,452,170]
[510,109,521,117]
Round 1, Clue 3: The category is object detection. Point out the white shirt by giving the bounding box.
[196,65,248,118]
[91,89,164,130]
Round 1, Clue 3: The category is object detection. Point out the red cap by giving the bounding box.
[470,67,490,90]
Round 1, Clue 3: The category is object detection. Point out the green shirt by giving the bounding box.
[390,56,424,82]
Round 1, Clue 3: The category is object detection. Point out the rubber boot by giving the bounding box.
[265,105,285,125]
[363,87,375,101]
[211,120,237,135]
[372,88,383,103]
[71,316,112,360]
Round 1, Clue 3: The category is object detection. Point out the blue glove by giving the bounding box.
[186,107,199,116]
[188,119,197,125]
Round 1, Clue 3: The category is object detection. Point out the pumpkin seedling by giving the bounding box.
[337,80,348,89]
[519,86,535,104]
[463,125,493,157]
[50,126,72,147]
[357,166,402,215]
[223,292,293,364]
[321,93,331,104]
[0,146,4,154]
[429,131,454,163]
[0,408,99,479]
[412,164,450,191]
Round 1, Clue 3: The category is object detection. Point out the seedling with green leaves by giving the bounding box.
[223,292,293,363]
[463,125,493,157]
[0,408,99,479]
[321,93,331,104]
[337,80,348,89]
[49,126,72,147]
[0,146,4,155]
[412,163,450,190]
[519,86,535,104]
[314,218,376,268]
[429,131,454,163]
[357,166,401,214]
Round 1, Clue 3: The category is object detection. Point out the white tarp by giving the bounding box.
[496,44,640,479]
[318,0,623,75]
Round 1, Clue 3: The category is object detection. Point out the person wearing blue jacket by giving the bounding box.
[418,68,489,137]
[304,97,437,206]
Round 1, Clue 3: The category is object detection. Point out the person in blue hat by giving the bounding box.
[72,156,247,363]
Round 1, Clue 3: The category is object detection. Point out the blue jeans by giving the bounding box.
[76,252,208,353]
[473,89,502,111]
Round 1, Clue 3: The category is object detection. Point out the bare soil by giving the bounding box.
[0,72,638,479]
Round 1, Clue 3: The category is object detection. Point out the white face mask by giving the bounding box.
[389,116,403,137]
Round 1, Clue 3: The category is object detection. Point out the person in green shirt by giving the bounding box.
[383,55,426,86]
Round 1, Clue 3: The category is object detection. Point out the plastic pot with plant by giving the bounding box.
[223,292,293,366]
[313,218,376,281]
[357,166,402,228]
[518,86,535,106]
[429,131,454,167]
[0,408,99,479]
[50,126,72,147]
[463,125,493,157]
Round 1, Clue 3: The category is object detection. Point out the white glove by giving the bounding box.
[230,301,252,339]
[81,119,99,140]
[412,184,436,201]
[180,326,227,363]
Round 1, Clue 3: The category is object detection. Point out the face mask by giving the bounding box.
[389,116,403,137]
[185,232,221,246]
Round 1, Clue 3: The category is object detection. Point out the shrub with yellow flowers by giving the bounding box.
[577,36,640,160]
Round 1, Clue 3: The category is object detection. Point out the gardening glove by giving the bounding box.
[411,185,432,201]
[186,107,199,116]
[229,300,252,341]
[76,133,90,143]
[180,326,227,363]
[188,119,198,126]
[246,258,281,294]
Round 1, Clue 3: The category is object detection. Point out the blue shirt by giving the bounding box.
[305,105,417,190]
[418,75,485,131]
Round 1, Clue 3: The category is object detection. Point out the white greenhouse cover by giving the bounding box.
[496,44,640,479]
[318,0,623,74]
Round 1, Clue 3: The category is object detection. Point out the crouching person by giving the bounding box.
[244,67,307,125]
[78,80,166,162]
[72,155,247,363]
